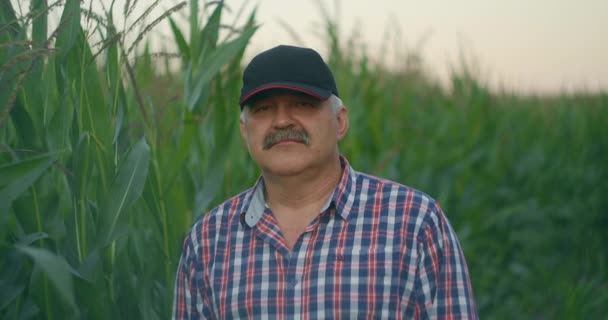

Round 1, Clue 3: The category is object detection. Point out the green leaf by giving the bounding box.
[40,51,58,123]
[198,2,223,56]
[79,32,113,150]
[30,0,47,47]
[70,133,94,200]
[15,245,78,313]
[55,0,81,61]
[46,76,74,151]
[186,27,256,111]
[194,158,224,215]
[189,0,199,53]
[0,154,55,222]
[0,3,27,121]
[15,1,47,135]
[183,62,194,109]
[99,138,151,246]
[17,232,49,246]
[0,283,24,311]
[106,19,123,138]
[17,299,39,319]
[9,99,41,149]
[0,246,26,311]
[0,0,19,41]
[162,116,196,184]
[168,17,190,62]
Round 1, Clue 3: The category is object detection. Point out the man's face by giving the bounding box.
[239,90,349,177]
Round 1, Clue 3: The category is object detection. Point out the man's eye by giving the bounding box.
[252,105,269,113]
[295,101,315,108]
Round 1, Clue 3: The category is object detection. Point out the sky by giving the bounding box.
[26,0,608,93]
[224,0,608,94]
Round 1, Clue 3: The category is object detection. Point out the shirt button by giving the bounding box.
[289,277,298,287]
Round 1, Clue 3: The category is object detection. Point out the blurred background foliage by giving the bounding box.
[1,0,606,319]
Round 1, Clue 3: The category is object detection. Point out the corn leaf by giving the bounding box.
[55,0,80,61]
[15,245,78,314]
[0,154,55,220]
[189,0,199,54]
[30,0,47,46]
[186,27,256,111]
[194,155,225,215]
[70,133,95,200]
[197,2,223,57]
[0,0,19,40]
[168,17,190,62]
[99,138,151,246]
[0,283,24,311]
[46,74,75,152]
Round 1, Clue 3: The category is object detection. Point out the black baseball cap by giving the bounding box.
[239,45,339,108]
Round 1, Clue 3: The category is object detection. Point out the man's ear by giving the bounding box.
[336,106,349,140]
[239,116,249,145]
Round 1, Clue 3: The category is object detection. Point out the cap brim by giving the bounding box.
[239,82,332,106]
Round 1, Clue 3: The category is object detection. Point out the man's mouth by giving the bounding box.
[263,129,311,150]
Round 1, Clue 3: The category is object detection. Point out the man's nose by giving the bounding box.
[272,104,295,128]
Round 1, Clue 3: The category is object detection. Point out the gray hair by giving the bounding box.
[240,94,344,121]
[328,94,344,113]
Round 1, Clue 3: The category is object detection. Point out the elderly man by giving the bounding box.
[173,45,477,319]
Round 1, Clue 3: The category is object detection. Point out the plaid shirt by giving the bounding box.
[173,156,477,319]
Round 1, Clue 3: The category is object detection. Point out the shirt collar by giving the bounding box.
[241,155,358,228]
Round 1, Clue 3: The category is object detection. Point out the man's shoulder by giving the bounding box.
[178,188,253,264]
[350,170,442,223]
[354,170,436,203]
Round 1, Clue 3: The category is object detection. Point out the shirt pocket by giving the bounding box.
[327,246,402,317]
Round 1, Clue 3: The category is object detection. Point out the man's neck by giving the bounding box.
[260,155,343,250]
[262,156,343,211]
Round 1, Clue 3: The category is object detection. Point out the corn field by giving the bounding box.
[1,0,607,319]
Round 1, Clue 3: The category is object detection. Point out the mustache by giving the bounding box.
[263,129,311,149]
